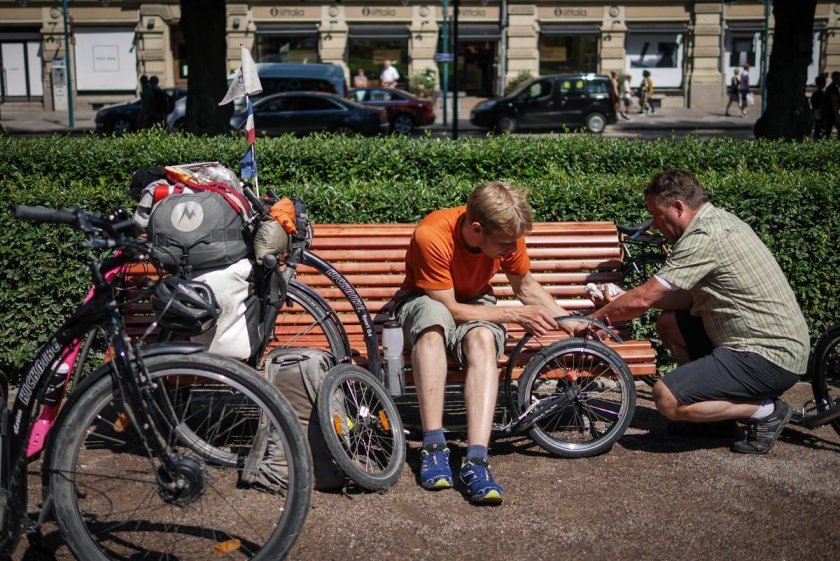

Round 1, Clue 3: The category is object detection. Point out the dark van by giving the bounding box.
[469,73,617,134]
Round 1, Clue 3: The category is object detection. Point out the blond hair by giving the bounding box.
[466,181,533,237]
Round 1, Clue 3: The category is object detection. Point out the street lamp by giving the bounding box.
[61,0,75,129]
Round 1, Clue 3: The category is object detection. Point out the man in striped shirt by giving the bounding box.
[588,169,808,454]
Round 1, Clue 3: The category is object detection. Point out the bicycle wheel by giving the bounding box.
[48,352,312,561]
[517,338,636,458]
[317,364,405,491]
[275,281,351,362]
[811,323,840,436]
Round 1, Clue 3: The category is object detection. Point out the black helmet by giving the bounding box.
[151,278,219,336]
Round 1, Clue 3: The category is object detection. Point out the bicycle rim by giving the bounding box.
[274,281,350,362]
[317,365,406,491]
[811,325,840,436]
[48,353,312,561]
[518,339,636,458]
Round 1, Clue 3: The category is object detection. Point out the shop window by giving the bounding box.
[626,32,684,89]
[348,39,407,88]
[538,34,597,75]
[256,35,318,64]
[729,37,756,67]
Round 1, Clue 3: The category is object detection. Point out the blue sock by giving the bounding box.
[422,429,446,449]
[466,445,488,463]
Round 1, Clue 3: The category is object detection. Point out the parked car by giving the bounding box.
[348,87,435,134]
[230,91,389,137]
[95,87,186,134]
[167,63,347,132]
[469,74,616,134]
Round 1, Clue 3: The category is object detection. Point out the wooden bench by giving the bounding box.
[122,221,658,382]
[286,221,657,384]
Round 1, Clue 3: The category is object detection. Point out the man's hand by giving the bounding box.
[512,305,559,337]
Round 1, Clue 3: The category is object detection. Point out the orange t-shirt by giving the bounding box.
[400,206,530,302]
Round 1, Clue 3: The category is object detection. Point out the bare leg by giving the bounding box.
[462,327,500,447]
[653,381,760,421]
[412,326,448,432]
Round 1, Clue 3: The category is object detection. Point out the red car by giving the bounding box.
[348,88,436,134]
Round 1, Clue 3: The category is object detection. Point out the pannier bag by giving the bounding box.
[241,348,346,491]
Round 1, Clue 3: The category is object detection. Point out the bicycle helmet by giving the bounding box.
[151,277,220,336]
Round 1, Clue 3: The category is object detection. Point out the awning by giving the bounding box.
[0,29,41,41]
[626,22,688,34]
[256,24,319,37]
[348,25,409,40]
[539,24,600,36]
[455,24,501,41]
[726,21,763,33]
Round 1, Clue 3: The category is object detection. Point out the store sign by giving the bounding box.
[346,6,412,19]
[538,6,603,20]
[456,7,500,19]
[253,6,321,19]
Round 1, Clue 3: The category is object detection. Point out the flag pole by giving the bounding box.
[246,92,259,196]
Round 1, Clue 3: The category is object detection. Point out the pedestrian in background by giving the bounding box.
[620,73,633,119]
[640,70,654,115]
[353,68,368,89]
[811,73,829,140]
[610,71,621,117]
[725,68,740,117]
[380,60,399,88]
[826,71,840,139]
[739,65,751,117]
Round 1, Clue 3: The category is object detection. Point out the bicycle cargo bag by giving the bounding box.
[148,189,251,271]
[242,348,346,491]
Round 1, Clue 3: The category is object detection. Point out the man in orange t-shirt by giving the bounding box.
[394,181,579,504]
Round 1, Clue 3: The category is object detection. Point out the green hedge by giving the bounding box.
[1,131,838,381]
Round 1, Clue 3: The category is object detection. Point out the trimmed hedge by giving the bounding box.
[1,131,838,381]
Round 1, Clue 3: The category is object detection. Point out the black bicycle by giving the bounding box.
[794,323,840,435]
[2,206,312,560]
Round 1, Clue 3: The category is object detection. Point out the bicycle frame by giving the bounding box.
[0,251,192,555]
[25,263,125,460]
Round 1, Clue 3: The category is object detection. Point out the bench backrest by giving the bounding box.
[283,222,655,380]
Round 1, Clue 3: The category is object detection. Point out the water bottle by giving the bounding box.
[382,320,405,397]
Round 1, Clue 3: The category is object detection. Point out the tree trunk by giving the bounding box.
[754,0,817,140]
[181,0,231,135]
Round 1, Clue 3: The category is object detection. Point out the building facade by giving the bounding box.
[1,1,838,110]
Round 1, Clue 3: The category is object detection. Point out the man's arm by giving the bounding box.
[424,284,558,337]
[588,276,678,325]
[508,272,590,335]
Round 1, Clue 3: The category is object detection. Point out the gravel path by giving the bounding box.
[13,382,840,561]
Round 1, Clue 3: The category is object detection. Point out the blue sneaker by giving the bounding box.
[459,459,503,504]
[419,444,453,490]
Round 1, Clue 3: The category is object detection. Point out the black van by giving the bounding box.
[469,74,617,134]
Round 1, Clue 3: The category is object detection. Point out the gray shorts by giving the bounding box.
[394,291,507,366]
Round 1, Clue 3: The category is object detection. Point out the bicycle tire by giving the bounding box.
[811,323,840,436]
[517,338,636,458]
[317,364,406,491]
[277,281,351,362]
[48,352,312,561]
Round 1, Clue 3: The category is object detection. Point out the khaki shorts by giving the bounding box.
[394,291,507,366]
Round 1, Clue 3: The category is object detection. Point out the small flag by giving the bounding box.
[240,145,257,180]
[219,45,262,106]
[244,98,256,144]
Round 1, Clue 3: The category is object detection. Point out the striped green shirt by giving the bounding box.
[656,203,809,374]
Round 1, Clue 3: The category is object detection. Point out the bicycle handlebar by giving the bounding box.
[616,218,653,237]
[15,205,77,226]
